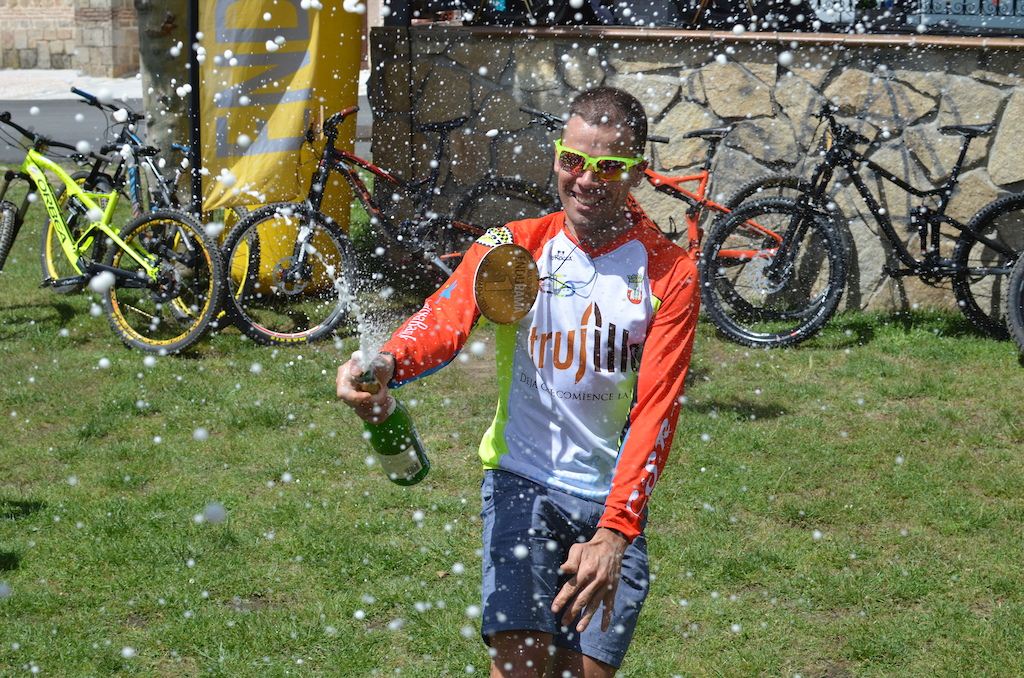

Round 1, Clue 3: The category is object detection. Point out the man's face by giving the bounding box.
[555,115,646,244]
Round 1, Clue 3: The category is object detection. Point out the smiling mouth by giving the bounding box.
[572,191,605,208]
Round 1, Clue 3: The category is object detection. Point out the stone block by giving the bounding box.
[417,65,472,124]
[824,67,935,129]
[606,43,688,73]
[494,130,553,187]
[936,75,1004,130]
[605,72,679,120]
[449,130,493,185]
[775,72,825,148]
[904,122,989,185]
[562,49,605,92]
[514,41,558,93]
[989,88,1024,187]
[654,99,722,170]
[702,61,772,119]
[448,39,512,80]
[478,90,532,133]
[727,117,801,166]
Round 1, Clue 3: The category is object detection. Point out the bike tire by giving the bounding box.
[951,192,1024,339]
[1007,254,1024,356]
[40,171,115,294]
[102,208,225,354]
[221,202,357,345]
[721,175,812,211]
[0,200,17,273]
[449,178,556,258]
[700,197,849,348]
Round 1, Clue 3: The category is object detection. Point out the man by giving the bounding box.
[337,87,699,677]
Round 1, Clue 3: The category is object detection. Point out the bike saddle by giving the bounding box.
[416,117,470,133]
[683,124,736,140]
[100,143,159,157]
[938,123,995,138]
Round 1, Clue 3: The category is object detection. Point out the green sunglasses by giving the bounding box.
[554,139,645,181]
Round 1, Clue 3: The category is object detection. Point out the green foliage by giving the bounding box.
[2,200,1024,676]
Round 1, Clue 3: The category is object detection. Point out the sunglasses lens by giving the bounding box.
[595,160,628,181]
[559,150,586,175]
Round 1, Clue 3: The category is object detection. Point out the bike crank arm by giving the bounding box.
[82,260,158,289]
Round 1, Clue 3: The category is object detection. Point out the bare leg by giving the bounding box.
[549,647,617,678]
[489,630,555,678]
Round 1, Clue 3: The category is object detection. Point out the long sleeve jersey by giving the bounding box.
[381,204,699,541]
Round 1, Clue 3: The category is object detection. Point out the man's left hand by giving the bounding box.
[551,527,629,633]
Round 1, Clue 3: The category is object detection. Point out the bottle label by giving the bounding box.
[376,444,426,482]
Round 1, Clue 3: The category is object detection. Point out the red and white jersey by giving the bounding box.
[382,204,699,541]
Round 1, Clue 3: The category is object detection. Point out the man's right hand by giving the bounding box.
[336,352,396,424]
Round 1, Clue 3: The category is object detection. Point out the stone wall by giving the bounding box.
[369,25,1024,314]
[0,0,138,76]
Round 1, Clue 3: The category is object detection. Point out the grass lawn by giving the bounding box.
[1,193,1024,676]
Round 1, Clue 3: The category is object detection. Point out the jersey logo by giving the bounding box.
[528,302,640,383]
[627,272,644,304]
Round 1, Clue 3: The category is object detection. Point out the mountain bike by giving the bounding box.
[0,111,225,354]
[221,104,555,345]
[702,102,1024,348]
[39,88,247,295]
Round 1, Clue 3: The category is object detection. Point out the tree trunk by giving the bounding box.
[135,0,192,205]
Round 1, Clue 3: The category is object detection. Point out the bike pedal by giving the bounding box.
[41,274,90,288]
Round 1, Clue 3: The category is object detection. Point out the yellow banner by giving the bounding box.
[198,0,362,213]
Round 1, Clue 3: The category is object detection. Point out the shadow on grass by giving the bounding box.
[686,397,787,422]
[0,301,78,329]
[0,552,19,572]
[828,310,982,343]
[2,499,44,520]
[705,309,993,351]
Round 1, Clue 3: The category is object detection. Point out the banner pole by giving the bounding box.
[188,0,202,216]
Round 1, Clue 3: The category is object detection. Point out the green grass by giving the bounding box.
[2,187,1024,676]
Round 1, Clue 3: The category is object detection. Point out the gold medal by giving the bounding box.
[474,243,540,324]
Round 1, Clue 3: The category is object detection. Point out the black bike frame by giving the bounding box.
[800,119,1015,275]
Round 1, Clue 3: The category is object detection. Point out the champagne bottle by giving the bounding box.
[356,370,430,486]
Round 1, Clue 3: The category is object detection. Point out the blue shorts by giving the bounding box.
[479,469,650,669]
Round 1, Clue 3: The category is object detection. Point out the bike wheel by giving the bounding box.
[40,171,114,293]
[700,197,849,348]
[0,200,17,273]
[722,175,812,210]
[1007,254,1024,356]
[102,208,225,354]
[222,202,357,345]
[448,178,555,261]
[952,192,1024,339]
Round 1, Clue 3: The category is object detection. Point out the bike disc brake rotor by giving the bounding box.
[273,256,309,296]
[151,264,182,304]
[743,251,788,295]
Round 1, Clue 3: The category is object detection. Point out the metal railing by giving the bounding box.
[407,0,1024,33]
[911,0,1024,30]
[810,0,1024,31]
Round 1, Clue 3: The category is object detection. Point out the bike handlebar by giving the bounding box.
[323,105,360,139]
[0,111,79,152]
[70,87,146,123]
